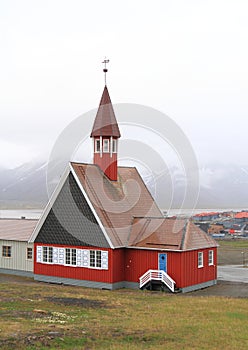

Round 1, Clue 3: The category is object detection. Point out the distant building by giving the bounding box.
[208,223,225,235]
[234,212,248,224]
[193,212,220,222]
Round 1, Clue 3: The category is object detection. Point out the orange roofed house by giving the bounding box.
[30,78,218,293]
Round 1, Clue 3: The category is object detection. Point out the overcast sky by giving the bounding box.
[0,0,248,169]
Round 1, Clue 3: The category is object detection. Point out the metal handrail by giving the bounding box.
[139,269,176,292]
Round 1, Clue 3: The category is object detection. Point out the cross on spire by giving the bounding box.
[102,58,109,86]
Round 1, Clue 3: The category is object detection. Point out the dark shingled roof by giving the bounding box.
[35,173,110,248]
[90,86,121,138]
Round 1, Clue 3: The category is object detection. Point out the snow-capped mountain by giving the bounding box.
[0,162,48,208]
[0,161,247,209]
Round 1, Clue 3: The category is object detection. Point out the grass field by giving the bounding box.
[217,239,248,265]
[217,239,248,248]
[0,277,247,349]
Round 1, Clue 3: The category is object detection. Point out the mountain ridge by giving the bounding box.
[0,162,247,209]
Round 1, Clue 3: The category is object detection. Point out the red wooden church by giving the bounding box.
[30,71,218,293]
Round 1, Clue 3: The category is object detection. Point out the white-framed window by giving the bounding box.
[208,250,214,266]
[27,247,33,260]
[2,245,11,258]
[198,252,204,268]
[103,139,109,153]
[112,139,117,153]
[90,250,101,267]
[89,250,107,268]
[65,248,77,266]
[43,246,53,263]
[95,139,101,153]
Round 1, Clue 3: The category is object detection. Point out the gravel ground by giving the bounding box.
[0,273,247,298]
[187,280,248,298]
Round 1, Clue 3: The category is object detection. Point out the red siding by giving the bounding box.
[111,249,125,282]
[123,247,217,289]
[124,249,160,282]
[94,153,117,181]
[166,251,182,284]
[34,243,217,289]
[34,243,115,284]
[179,248,217,288]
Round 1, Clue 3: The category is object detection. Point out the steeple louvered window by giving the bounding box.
[112,139,117,153]
[95,139,101,152]
[103,139,109,153]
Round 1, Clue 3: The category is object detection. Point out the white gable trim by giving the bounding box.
[69,164,114,249]
[28,166,70,243]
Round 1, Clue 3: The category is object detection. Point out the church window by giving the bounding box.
[42,246,53,263]
[65,248,77,265]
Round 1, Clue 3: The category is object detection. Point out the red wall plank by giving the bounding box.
[94,153,117,181]
[111,249,125,282]
[124,249,160,282]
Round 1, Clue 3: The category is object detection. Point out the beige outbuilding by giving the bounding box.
[0,218,37,277]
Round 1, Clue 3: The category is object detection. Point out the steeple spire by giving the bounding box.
[90,63,120,181]
[90,86,120,138]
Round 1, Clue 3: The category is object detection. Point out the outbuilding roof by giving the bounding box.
[0,219,38,242]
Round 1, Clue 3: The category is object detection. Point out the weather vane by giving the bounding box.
[102,58,109,85]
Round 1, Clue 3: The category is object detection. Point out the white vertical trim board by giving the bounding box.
[110,136,113,158]
[36,246,42,263]
[59,248,65,264]
[100,136,102,158]
[101,251,108,269]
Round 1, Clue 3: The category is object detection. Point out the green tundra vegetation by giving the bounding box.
[0,276,247,349]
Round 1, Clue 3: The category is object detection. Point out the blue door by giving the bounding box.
[159,254,167,272]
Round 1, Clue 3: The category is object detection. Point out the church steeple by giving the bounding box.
[90,61,120,181]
